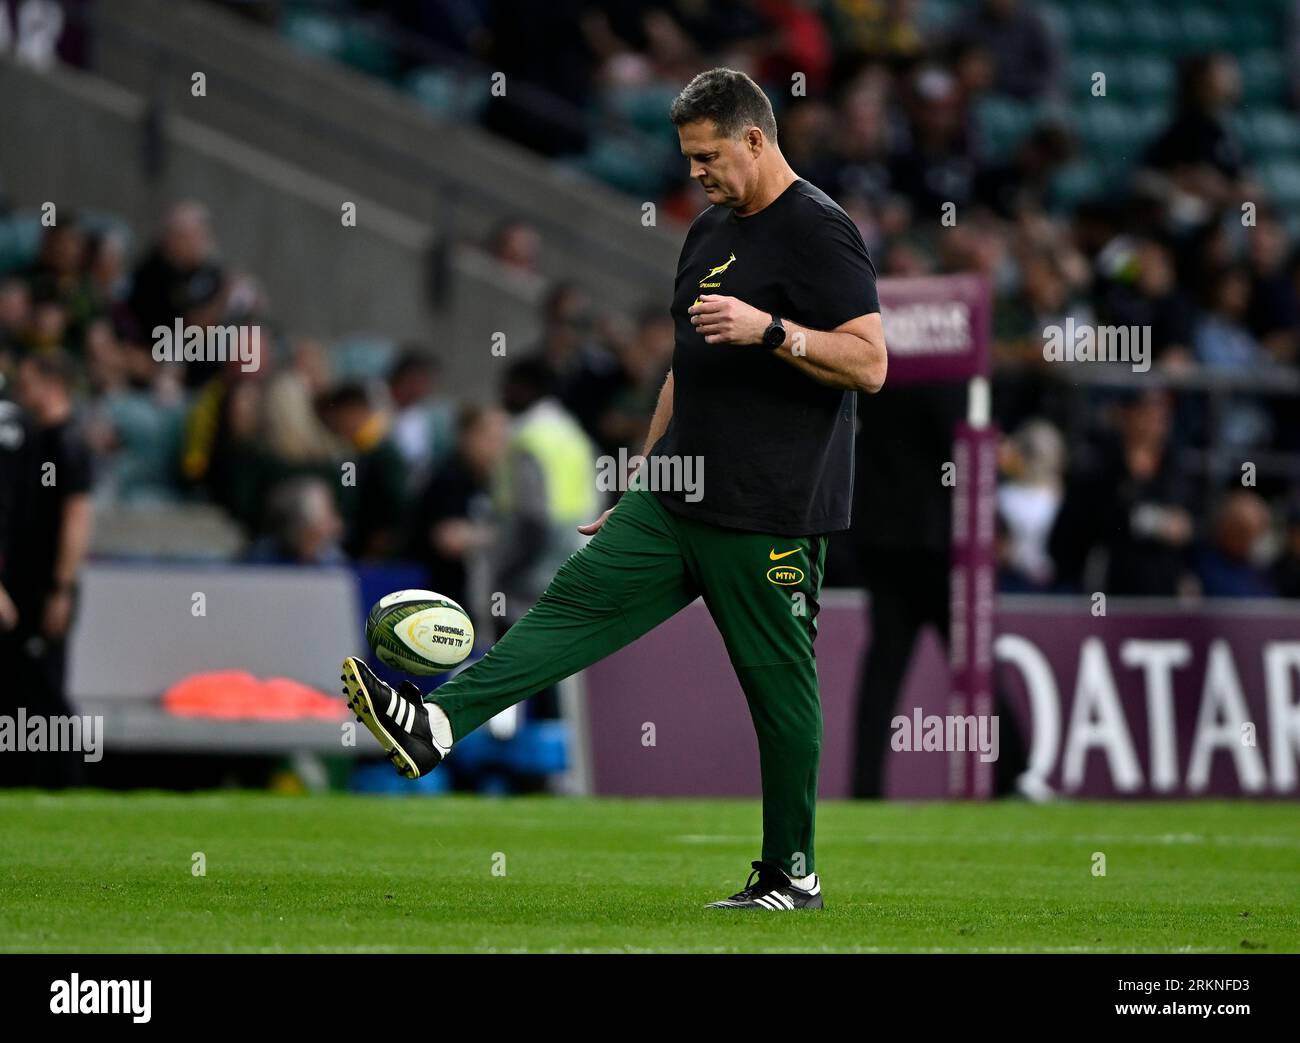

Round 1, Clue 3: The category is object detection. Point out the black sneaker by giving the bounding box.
[340,656,448,779]
[706,861,824,910]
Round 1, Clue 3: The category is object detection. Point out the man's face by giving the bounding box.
[677,120,760,209]
[15,362,48,414]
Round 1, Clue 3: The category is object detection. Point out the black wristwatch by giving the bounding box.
[762,314,786,349]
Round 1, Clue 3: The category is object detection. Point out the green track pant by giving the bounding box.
[425,487,828,876]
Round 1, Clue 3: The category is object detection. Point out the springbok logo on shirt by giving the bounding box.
[694,252,737,306]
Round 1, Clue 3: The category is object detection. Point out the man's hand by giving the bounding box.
[689,294,769,346]
[577,507,615,536]
[0,582,17,631]
[43,588,73,639]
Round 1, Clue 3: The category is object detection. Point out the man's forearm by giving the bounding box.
[640,370,674,456]
[773,321,887,392]
[54,495,92,589]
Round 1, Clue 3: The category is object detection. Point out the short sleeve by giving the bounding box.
[60,427,94,497]
[789,207,880,330]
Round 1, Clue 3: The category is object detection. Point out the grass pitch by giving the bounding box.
[0,793,1296,953]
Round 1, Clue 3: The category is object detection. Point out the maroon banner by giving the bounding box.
[995,598,1300,799]
[877,273,992,385]
[581,597,1300,800]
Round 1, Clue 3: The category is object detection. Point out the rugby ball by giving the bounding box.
[365,589,475,675]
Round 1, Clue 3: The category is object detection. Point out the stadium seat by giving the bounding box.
[974,96,1045,159]
[1244,109,1300,159]
[1128,6,1179,53]
[1120,55,1175,104]
[1258,160,1300,208]
[1239,51,1288,106]
[405,66,489,120]
[0,212,43,274]
[1178,7,1233,51]
[1049,161,1111,209]
[279,11,347,62]
[339,19,399,82]
[330,335,397,382]
[1069,4,1127,47]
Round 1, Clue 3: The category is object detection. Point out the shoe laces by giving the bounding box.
[728,860,786,901]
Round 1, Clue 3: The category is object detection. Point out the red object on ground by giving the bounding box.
[162,671,347,720]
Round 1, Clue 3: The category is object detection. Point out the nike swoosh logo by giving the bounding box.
[769,548,800,561]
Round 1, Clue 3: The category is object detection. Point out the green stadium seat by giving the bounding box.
[1244,108,1300,158]
[331,336,396,382]
[0,213,42,275]
[1239,51,1287,105]
[280,12,346,61]
[918,0,963,33]
[975,96,1044,159]
[1049,160,1111,209]
[1178,7,1233,51]
[339,20,399,82]
[1070,4,1127,47]
[570,137,670,197]
[1037,3,1072,47]
[405,66,488,120]
[1122,56,1175,104]
[1067,52,1110,101]
[1233,12,1277,49]
[1129,6,1179,53]
[1075,101,1164,160]
[1258,160,1300,208]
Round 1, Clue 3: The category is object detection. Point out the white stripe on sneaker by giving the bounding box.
[386,688,400,718]
[404,700,417,733]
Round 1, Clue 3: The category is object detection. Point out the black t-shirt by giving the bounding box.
[650,178,879,536]
[0,413,93,608]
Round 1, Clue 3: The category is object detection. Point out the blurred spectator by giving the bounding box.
[997,419,1066,591]
[84,327,186,505]
[1274,499,1300,598]
[0,351,93,788]
[246,477,346,566]
[525,281,603,386]
[1195,267,1265,371]
[1196,491,1277,598]
[127,202,225,360]
[949,0,1061,101]
[386,347,454,483]
[1096,238,1195,365]
[24,221,96,351]
[973,123,1074,220]
[849,381,966,797]
[495,357,597,628]
[259,351,339,477]
[1146,53,1245,210]
[1195,266,1274,450]
[487,218,542,274]
[561,303,673,456]
[831,0,923,61]
[890,64,978,215]
[1050,390,1194,596]
[410,404,509,610]
[1245,215,1299,365]
[0,276,31,361]
[320,381,409,561]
